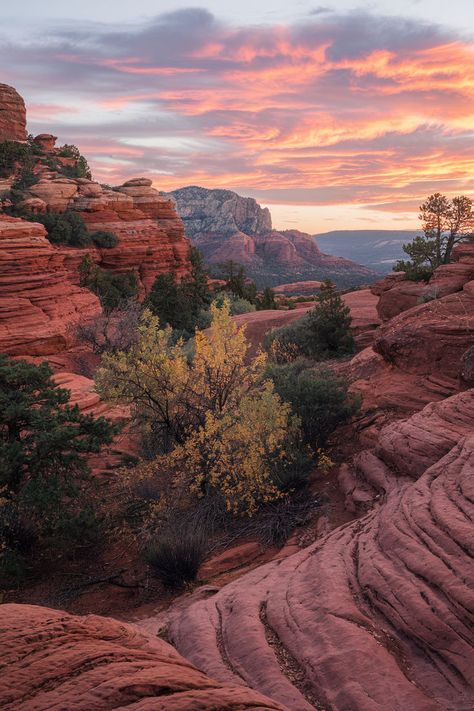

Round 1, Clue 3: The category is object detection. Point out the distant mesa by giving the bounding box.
[0,83,27,142]
[167,186,377,288]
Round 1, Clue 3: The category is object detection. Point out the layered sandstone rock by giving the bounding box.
[169,186,376,286]
[0,215,99,355]
[0,83,26,142]
[0,604,287,711]
[168,392,474,711]
[24,177,191,294]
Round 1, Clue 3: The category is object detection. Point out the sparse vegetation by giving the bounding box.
[265,360,360,450]
[79,254,138,313]
[28,211,92,247]
[394,193,474,279]
[145,525,207,589]
[90,230,119,248]
[265,280,354,361]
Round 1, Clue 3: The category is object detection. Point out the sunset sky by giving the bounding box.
[2,1,474,232]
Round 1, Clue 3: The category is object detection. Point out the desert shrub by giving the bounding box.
[265,281,354,361]
[266,360,361,450]
[197,293,256,329]
[0,140,31,178]
[79,255,138,313]
[145,525,207,589]
[257,287,278,310]
[0,355,117,579]
[90,230,119,248]
[97,300,310,515]
[146,247,211,333]
[29,210,92,247]
[75,300,141,354]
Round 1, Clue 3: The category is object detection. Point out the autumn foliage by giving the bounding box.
[96,299,307,515]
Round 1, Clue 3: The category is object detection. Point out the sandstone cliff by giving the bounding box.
[168,186,376,287]
[0,84,26,142]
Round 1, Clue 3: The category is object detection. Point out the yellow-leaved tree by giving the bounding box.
[95,299,308,515]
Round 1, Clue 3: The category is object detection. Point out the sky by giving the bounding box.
[2,1,474,232]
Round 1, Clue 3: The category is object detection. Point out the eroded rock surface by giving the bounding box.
[168,393,474,711]
[0,604,287,711]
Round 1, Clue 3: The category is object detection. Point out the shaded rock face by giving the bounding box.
[169,390,474,711]
[0,215,99,355]
[168,186,376,286]
[0,83,26,142]
[0,604,287,711]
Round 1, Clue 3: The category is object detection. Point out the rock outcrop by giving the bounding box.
[0,83,26,142]
[168,186,376,287]
[0,215,99,355]
[168,390,474,711]
[0,604,287,711]
[373,242,474,322]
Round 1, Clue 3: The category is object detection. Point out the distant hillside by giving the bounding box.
[313,230,418,273]
[167,186,377,288]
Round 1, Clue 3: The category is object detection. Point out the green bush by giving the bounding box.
[146,247,211,333]
[28,211,92,247]
[266,360,360,450]
[265,281,354,361]
[0,355,117,581]
[90,230,119,248]
[145,526,207,589]
[79,255,138,313]
[0,141,30,178]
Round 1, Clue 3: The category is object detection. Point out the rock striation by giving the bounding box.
[168,186,376,287]
[0,604,287,711]
[0,83,26,142]
[168,390,474,711]
[0,215,99,355]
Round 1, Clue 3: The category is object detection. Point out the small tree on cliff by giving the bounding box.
[395,193,474,278]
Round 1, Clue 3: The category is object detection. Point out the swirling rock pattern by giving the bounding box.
[169,390,474,711]
[0,604,287,711]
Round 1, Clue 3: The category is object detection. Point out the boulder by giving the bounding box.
[0,604,287,711]
[33,133,57,152]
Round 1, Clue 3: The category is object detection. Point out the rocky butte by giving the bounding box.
[1,85,473,711]
[0,83,26,142]
[168,185,377,287]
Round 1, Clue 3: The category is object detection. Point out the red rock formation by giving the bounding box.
[0,215,99,355]
[25,177,191,294]
[373,243,474,321]
[373,283,474,378]
[168,391,474,711]
[33,133,57,152]
[169,186,376,286]
[0,604,287,711]
[0,83,26,142]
